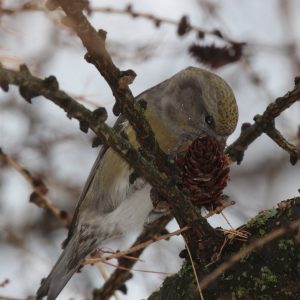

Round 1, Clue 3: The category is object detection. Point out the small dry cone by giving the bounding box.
[176,135,230,211]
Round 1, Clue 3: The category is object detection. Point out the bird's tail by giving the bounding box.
[36,236,93,300]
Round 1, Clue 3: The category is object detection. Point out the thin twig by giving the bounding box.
[0,148,72,226]
[216,228,249,240]
[102,260,174,276]
[90,5,233,43]
[1,3,234,44]
[83,225,189,266]
[0,296,34,300]
[264,125,299,158]
[185,241,204,300]
[220,211,234,229]
[97,215,172,300]
[95,263,120,300]
[0,149,47,194]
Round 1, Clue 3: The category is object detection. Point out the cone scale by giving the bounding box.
[176,135,230,211]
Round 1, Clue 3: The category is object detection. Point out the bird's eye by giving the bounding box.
[205,115,214,126]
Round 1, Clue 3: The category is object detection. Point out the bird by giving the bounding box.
[36,66,238,299]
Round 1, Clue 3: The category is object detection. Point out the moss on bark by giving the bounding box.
[149,198,300,300]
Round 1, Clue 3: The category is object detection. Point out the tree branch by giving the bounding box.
[0,148,72,226]
[149,197,300,299]
[200,205,300,290]
[226,77,300,164]
[0,64,169,198]
[1,2,235,44]
[48,0,167,167]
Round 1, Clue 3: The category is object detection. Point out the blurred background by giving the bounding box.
[0,0,300,299]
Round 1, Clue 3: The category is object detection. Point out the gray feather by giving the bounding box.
[37,234,96,300]
[63,115,128,249]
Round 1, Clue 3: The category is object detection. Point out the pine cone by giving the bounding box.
[176,135,230,210]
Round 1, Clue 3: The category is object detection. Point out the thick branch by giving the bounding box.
[149,197,300,300]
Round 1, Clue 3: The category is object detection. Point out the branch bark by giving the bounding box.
[226,78,300,164]
[149,198,300,300]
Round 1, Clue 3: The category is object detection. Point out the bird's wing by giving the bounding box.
[62,84,170,249]
[62,115,128,248]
